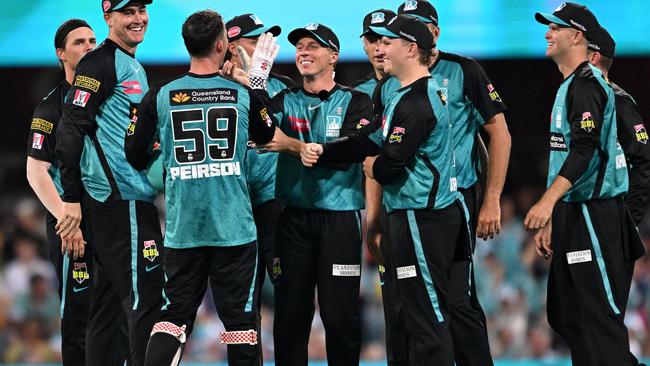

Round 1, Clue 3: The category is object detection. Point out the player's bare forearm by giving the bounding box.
[26,157,63,219]
[477,134,489,194]
[365,176,383,222]
[524,176,572,230]
[482,113,510,201]
[476,114,510,239]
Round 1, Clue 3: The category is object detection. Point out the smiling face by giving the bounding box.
[105,2,148,51]
[295,36,338,78]
[380,37,413,77]
[362,33,385,72]
[544,23,580,60]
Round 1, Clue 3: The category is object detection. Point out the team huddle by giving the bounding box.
[24,0,650,365]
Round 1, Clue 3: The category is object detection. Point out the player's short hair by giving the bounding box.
[182,10,225,58]
[417,47,433,66]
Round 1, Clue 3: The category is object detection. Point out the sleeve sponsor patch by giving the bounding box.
[126,103,138,136]
[634,124,648,144]
[487,83,502,102]
[580,111,595,132]
[74,75,101,92]
[32,132,44,150]
[356,118,370,129]
[260,108,272,127]
[549,132,568,151]
[388,126,405,144]
[73,89,91,107]
[31,118,53,134]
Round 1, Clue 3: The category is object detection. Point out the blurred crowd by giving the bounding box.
[0,189,648,363]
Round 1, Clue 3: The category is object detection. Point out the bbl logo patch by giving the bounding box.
[73,263,90,284]
[487,84,502,102]
[260,108,272,127]
[580,112,595,132]
[305,23,319,31]
[272,257,282,279]
[389,126,405,144]
[127,103,138,136]
[371,12,385,24]
[326,116,342,138]
[356,118,370,129]
[634,124,648,144]
[143,240,160,262]
[437,88,448,105]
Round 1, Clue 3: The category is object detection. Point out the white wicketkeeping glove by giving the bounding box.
[248,32,280,90]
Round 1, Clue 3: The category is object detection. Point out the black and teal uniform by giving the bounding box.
[375,52,504,366]
[545,61,644,366]
[27,80,100,366]
[125,72,276,365]
[353,72,408,366]
[319,76,469,366]
[56,38,163,366]
[352,73,379,97]
[611,82,650,225]
[246,73,296,296]
[270,84,372,366]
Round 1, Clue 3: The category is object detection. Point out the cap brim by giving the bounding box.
[243,25,282,38]
[360,28,382,38]
[369,26,399,39]
[288,29,334,50]
[535,12,570,27]
[113,0,153,11]
[408,14,436,25]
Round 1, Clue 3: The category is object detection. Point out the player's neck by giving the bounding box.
[108,35,138,55]
[556,51,588,79]
[302,70,336,94]
[373,67,385,81]
[64,66,75,85]
[189,55,221,75]
[397,63,430,87]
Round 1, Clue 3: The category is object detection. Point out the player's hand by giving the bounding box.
[366,219,384,266]
[62,228,86,260]
[363,156,377,179]
[523,198,554,231]
[220,60,250,87]
[248,32,280,89]
[476,198,501,240]
[56,202,82,240]
[534,222,553,259]
[301,143,322,167]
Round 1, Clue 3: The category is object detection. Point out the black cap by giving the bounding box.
[54,19,92,49]
[370,14,434,50]
[588,26,615,58]
[398,0,438,26]
[535,2,600,41]
[102,0,152,13]
[288,23,340,52]
[361,9,397,37]
[225,14,281,42]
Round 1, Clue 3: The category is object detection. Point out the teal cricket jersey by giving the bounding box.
[370,76,458,212]
[245,73,296,207]
[125,73,275,248]
[352,73,379,98]
[271,84,373,211]
[376,51,507,190]
[546,62,627,202]
[58,39,156,203]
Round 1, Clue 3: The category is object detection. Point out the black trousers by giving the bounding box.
[548,197,644,366]
[389,202,471,366]
[447,186,493,366]
[273,206,362,366]
[83,197,164,366]
[377,206,409,366]
[253,199,282,288]
[46,213,93,366]
[145,243,261,366]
